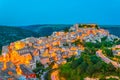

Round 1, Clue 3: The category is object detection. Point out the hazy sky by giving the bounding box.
[0,0,120,26]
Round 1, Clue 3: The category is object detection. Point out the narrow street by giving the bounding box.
[51,70,59,80]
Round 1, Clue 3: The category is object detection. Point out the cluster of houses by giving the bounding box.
[112,45,120,56]
[0,24,118,80]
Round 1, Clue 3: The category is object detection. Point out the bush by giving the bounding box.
[102,48,113,57]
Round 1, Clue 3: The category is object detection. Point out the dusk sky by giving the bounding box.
[0,0,120,26]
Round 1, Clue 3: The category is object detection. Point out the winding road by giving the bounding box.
[96,50,120,68]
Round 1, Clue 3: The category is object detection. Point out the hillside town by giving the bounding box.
[0,24,120,80]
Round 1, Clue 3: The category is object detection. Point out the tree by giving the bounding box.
[33,61,44,73]
[66,56,75,62]
[64,27,69,33]
[78,24,99,29]
[107,63,116,72]
[101,36,107,41]
[116,68,120,76]
[101,62,108,73]
[95,25,99,29]
[82,54,92,65]
[71,57,83,69]
[59,63,71,78]
[79,62,88,74]
[86,64,95,76]
[94,61,103,71]
[90,55,100,64]
[84,42,93,48]
[36,61,44,67]
[102,48,113,57]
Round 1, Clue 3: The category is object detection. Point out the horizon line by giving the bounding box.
[0,23,120,27]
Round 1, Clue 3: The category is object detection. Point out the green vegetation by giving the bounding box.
[114,55,120,63]
[63,27,70,33]
[33,61,45,78]
[33,61,52,79]
[114,38,120,45]
[0,26,40,46]
[44,70,51,80]
[101,36,107,41]
[84,42,98,55]
[59,53,120,80]
[63,43,69,46]
[102,48,113,57]
[66,56,76,62]
[83,36,115,55]
[78,24,99,29]
[46,35,49,38]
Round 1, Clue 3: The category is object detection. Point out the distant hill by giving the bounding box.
[21,24,72,36]
[100,25,120,37]
[21,24,120,37]
[0,26,40,48]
